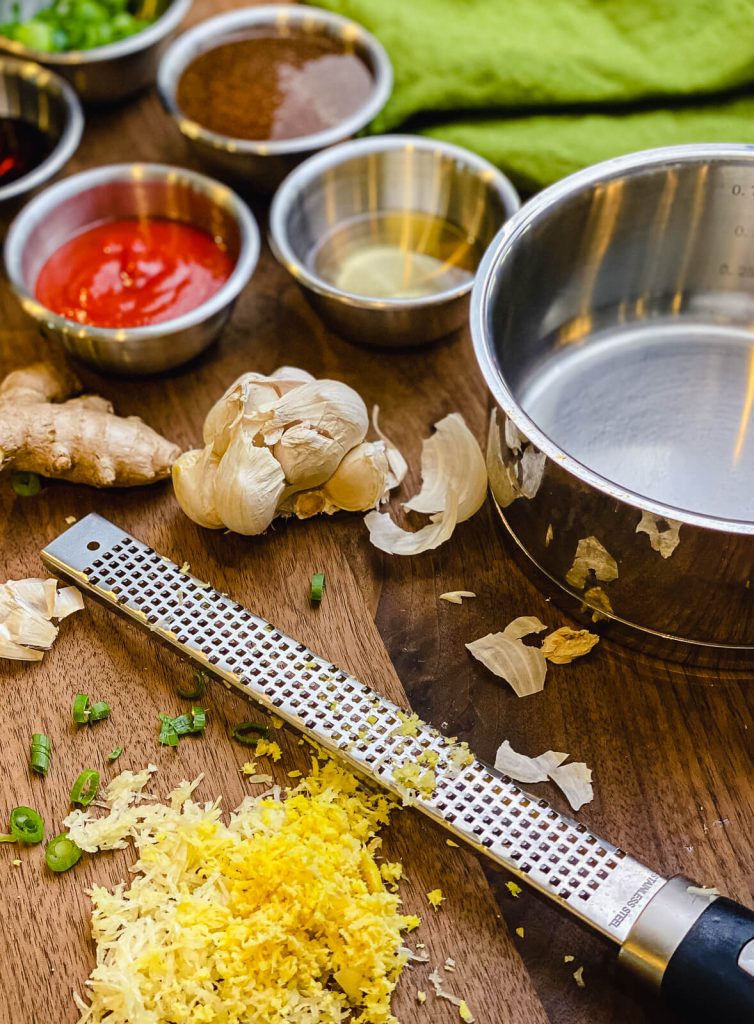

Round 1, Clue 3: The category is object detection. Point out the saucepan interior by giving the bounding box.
[478,145,754,527]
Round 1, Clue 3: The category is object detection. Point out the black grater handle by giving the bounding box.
[661,898,754,1022]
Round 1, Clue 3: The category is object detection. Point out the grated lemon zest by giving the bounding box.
[70,761,412,1024]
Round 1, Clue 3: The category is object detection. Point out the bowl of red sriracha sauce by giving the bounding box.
[3,161,259,374]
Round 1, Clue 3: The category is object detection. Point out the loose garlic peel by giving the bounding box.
[365,413,487,556]
[0,578,84,662]
[173,368,400,536]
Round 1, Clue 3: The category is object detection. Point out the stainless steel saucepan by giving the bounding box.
[472,144,754,659]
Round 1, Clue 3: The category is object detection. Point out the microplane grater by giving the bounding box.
[41,515,754,1022]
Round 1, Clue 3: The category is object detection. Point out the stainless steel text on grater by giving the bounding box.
[42,513,664,943]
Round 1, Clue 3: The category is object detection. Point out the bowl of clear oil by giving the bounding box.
[269,135,520,347]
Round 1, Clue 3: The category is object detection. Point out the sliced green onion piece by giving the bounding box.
[107,746,123,762]
[9,806,44,844]
[177,670,206,701]
[230,721,270,747]
[158,714,179,747]
[72,693,91,724]
[171,713,194,736]
[190,707,206,733]
[11,471,41,497]
[45,834,82,873]
[70,769,100,807]
[30,733,51,776]
[310,572,326,604]
[88,701,111,723]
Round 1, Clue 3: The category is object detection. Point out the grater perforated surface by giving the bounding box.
[42,514,665,944]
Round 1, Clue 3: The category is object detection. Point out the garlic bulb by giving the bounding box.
[173,367,401,536]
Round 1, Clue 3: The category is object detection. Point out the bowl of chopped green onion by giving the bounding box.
[0,0,192,101]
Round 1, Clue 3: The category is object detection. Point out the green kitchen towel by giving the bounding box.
[314,0,754,190]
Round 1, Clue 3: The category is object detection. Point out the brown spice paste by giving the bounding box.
[176,32,374,142]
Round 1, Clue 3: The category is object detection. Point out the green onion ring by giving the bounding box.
[70,769,100,807]
[45,834,82,873]
[9,806,44,844]
[72,693,90,724]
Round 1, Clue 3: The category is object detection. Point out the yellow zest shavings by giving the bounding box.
[270,716,284,729]
[404,915,421,931]
[11,858,21,866]
[239,761,258,776]
[564,955,575,963]
[505,881,522,898]
[254,739,282,761]
[426,888,444,910]
[417,990,427,1004]
[541,627,599,664]
[69,761,412,1024]
[393,762,436,799]
[573,966,586,988]
[447,741,474,773]
[393,711,421,737]
[366,714,378,726]
[446,839,459,847]
[65,515,77,525]
[380,862,403,888]
[515,927,525,938]
[459,999,475,1022]
[287,770,302,778]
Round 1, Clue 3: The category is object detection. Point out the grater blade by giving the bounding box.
[42,513,664,944]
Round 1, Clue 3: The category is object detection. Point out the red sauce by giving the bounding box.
[35,218,234,329]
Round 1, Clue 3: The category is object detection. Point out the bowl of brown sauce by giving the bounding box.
[0,55,82,204]
[269,135,521,347]
[157,4,392,192]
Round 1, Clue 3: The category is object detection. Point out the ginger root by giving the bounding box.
[0,360,180,486]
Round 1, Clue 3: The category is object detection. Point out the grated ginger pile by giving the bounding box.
[69,760,415,1024]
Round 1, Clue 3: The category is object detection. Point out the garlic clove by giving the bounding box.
[7,577,57,618]
[323,441,391,511]
[172,447,224,529]
[404,413,487,523]
[4,605,58,648]
[214,425,286,535]
[271,366,315,384]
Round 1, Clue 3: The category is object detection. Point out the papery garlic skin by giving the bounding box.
[213,425,286,536]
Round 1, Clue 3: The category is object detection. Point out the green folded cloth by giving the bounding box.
[315,0,754,190]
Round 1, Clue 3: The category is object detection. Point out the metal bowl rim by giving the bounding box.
[4,160,259,341]
[0,0,193,66]
[269,133,521,311]
[471,142,754,535]
[157,4,393,158]
[0,56,83,201]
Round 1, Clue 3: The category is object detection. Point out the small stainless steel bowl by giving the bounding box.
[0,0,192,102]
[269,135,520,347]
[157,5,393,193]
[472,143,754,659]
[5,162,259,375]
[0,56,82,203]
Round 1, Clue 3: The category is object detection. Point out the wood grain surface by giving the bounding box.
[1,3,753,1022]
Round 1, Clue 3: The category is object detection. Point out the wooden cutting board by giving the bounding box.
[3,3,754,1023]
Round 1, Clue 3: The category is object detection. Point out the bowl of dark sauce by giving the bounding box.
[0,55,82,204]
[157,4,392,192]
